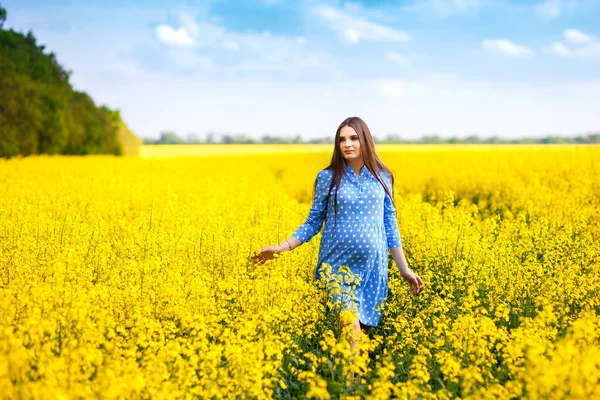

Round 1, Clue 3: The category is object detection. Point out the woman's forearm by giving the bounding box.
[278,236,302,252]
[390,246,410,272]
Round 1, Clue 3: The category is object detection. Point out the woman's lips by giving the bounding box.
[344,150,354,154]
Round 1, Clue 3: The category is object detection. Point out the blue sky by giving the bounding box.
[3,0,600,140]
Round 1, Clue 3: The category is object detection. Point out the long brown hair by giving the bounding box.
[315,116,396,228]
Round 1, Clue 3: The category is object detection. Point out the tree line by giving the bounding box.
[145,131,600,145]
[0,3,140,158]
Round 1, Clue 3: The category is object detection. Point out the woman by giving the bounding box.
[252,116,423,352]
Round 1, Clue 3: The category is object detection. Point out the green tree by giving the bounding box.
[0,4,6,29]
[0,6,139,158]
[156,131,185,144]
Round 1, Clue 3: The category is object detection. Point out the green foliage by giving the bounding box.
[0,9,140,158]
[0,5,6,29]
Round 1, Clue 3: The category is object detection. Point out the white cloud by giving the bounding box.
[482,39,533,56]
[313,4,410,44]
[155,12,226,48]
[549,42,571,56]
[534,0,578,20]
[546,29,600,62]
[151,11,330,75]
[155,24,196,47]
[384,51,406,65]
[535,0,562,19]
[563,28,595,45]
[344,29,361,44]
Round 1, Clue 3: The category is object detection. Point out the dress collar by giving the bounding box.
[345,163,368,177]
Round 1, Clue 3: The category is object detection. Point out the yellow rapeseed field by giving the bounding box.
[1,144,599,399]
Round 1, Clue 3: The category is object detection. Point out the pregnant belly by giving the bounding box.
[338,226,382,263]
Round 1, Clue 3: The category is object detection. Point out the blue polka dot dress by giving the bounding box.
[291,163,402,327]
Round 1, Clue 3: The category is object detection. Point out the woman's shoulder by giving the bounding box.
[314,168,334,188]
[377,167,393,185]
[376,166,391,177]
[317,167,334,179]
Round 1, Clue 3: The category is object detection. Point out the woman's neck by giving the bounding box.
[345,160,365,176]
[346,159,364,170]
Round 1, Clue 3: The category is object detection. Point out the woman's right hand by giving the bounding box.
[250,245,283,265]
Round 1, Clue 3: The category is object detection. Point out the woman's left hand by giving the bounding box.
[399,268,424,294]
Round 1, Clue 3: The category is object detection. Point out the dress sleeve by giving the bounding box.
[291,170,330,244]
[383,172,403,249]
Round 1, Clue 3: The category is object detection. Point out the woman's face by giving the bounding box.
[339,125,362,162]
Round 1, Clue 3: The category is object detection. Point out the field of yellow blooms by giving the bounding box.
[1,144,600,399]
